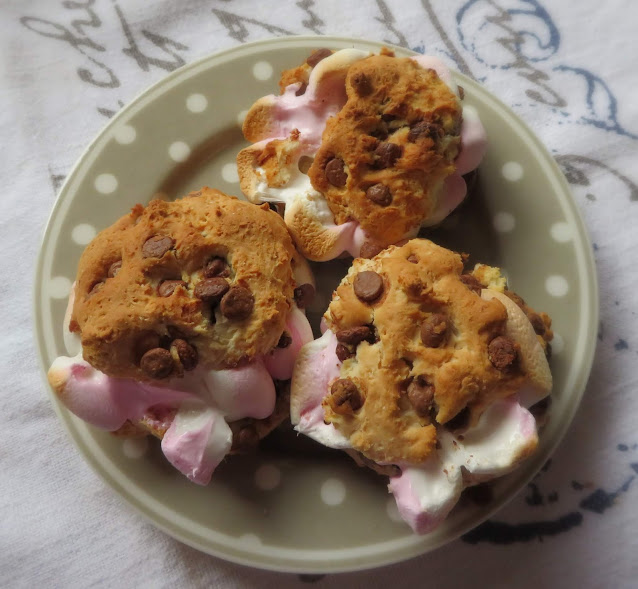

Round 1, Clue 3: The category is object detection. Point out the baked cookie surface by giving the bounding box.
[322,239,552,466]
[71,188,297,380]
[237,48,485,261]
[308,55,461,244]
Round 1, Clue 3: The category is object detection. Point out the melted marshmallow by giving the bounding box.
[388,398,538,534]
[50,287,313,484]
[245,49,487,258]
[291,289,550,534]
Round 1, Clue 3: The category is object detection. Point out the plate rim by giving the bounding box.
[33,34,599,573]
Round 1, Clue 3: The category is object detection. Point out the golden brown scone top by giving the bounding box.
[71,188,297,380]
[322,239,551,466]
[308,55,462,245]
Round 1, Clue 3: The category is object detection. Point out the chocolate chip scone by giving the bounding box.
[291,239,552,533]
[71,187,298,380]
[307,55,462,245]
[48,188,316,485]
[237,48,487,261]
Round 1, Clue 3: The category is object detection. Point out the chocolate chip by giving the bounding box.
[420,313,449,348]
[359,241,384,259]
[365,184,392,206]
[306,48,332,67]
[407,254,418,264]
[408,120,443,143]
[294,283,315,308]
[142,235,174,258]
[204,257,230,278]
[232,425,259,452]
[351,72,372,96]
[488,336,519,370]
[325,157,347,187]
[107,260,122,278]
[445,407,471,431]
[140,347,174,379]
[458,85,465,100]
[406,375,434,417]
[221,286,254,320]
[369,122,389,140]
[194,277,229,304]
[277,331,292,348]
[330,378,363,413]
[459,273,483,295]
[298,155,314,174]
[528,313,546,335]
[158,279,186,297]
[353,271,384,303]
[373,141,402,168]
[295,82,308,96]
[170,339,198,371]
[336,326,371,345]
[336,343,354,362]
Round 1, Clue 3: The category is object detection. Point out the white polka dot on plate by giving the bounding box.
[502,161,524,182]
[320,478,346,506]
[113,124,136,144]
[186,93,208,113]
[237,109,248,127]
[551,332,565,355]
[545,275,569,297]
[492,211,515,233]
[48,276,72,300]
[222,162,239,184]
[255,464,281,490]
[386,497,403,523]
[122,437,148,459]
[550,221,573,243]
[169,141,191,163]
[253,61,273,81]
[239,533,262,547]
[94,173,118,194]
[71,223,96,245]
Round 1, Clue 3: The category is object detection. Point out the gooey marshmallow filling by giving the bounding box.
[246,49,488,259]
[50,287,313,485]
[291,290,551,534]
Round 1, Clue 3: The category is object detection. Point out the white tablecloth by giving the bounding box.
[3,1,638,587]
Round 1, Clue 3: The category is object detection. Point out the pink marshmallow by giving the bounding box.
[292,330,351,449]
[161,403,232,485]
[264,307,314,380]
[50,356,196,430]
[196,359,276,422]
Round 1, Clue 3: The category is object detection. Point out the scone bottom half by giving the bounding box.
[237,47,487,261]
[291,239,553,534]
[47,188,316,485]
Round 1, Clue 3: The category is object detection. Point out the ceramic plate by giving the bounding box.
[34,36,598,573]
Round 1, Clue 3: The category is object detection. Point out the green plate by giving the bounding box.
[33,36,598,573]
